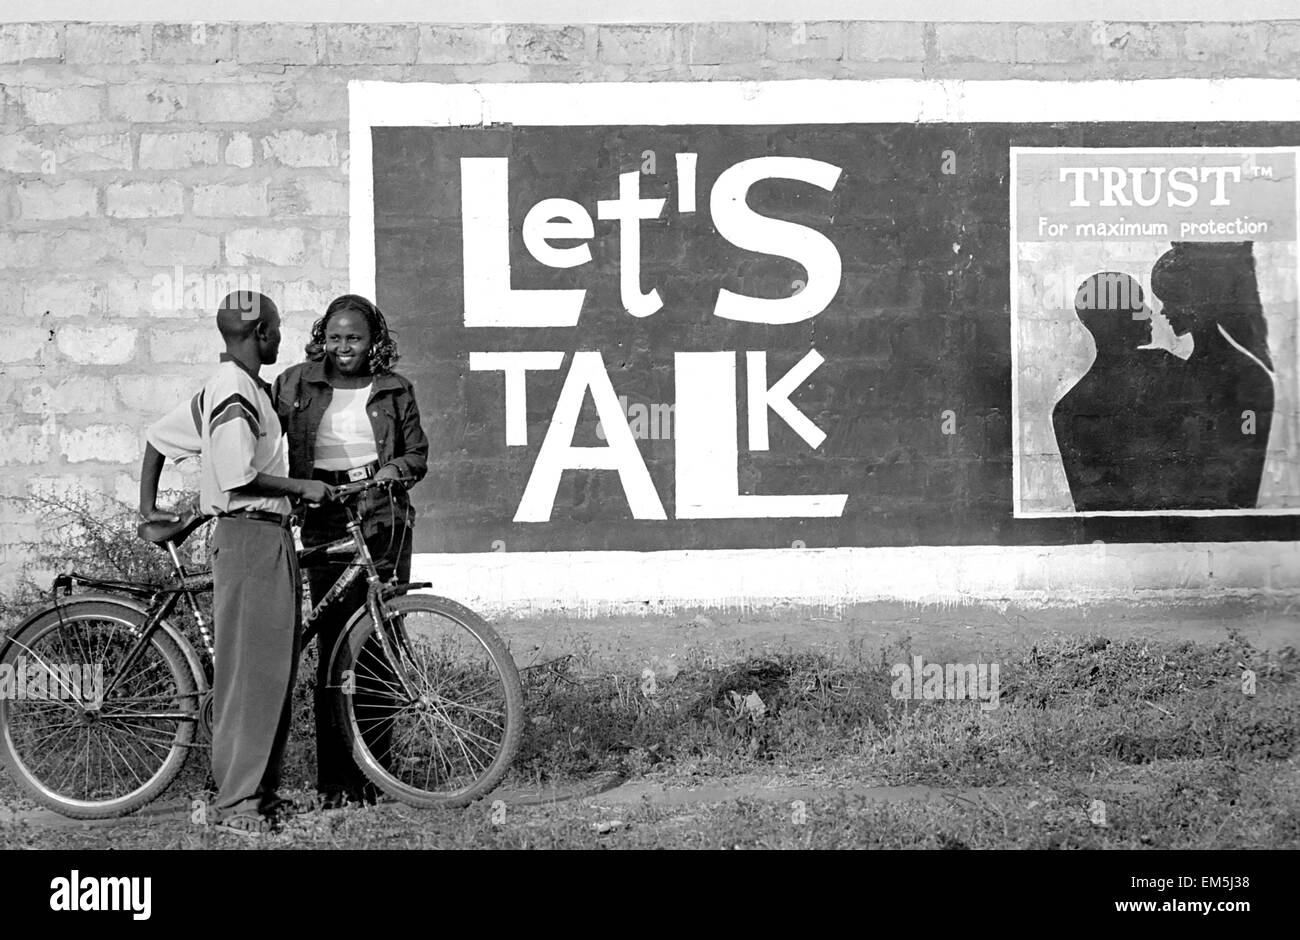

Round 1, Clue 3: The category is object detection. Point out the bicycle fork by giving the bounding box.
[338,515,420,703]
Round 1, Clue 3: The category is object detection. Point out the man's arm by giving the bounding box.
[140,394,203,523]
[139,442,181,523]
[231,473,334,504]
[208,373,334,505]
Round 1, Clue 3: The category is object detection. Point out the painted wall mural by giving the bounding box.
[353,82,1300,554]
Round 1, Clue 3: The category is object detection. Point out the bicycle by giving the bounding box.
[0,477,523,819]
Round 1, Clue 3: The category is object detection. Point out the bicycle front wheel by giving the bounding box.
[330,594,523,808]
[0,600,199,819]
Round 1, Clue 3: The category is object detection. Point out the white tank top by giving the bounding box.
[314,385,379,471]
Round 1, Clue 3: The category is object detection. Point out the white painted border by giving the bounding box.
[350,78,1300,130]
[349,78,1300,611]
[1009,146,1300,518]
[412,541,1300,616]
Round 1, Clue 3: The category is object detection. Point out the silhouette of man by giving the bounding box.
[1053,272,1184,511]
[1150,242,1275,509]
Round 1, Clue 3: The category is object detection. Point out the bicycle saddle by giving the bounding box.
[137,512,210,547]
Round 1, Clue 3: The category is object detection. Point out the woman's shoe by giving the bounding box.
[260,793,297,822]
[318,789,349,811]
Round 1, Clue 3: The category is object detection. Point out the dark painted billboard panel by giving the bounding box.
[369,121,1300,553]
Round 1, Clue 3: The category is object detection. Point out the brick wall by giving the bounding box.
[2,20,1298,588]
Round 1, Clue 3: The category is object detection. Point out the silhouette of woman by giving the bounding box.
[1150,242,1275,509]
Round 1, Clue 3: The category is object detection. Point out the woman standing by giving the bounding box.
[273,294,428,808]
[1150,242,1275,509]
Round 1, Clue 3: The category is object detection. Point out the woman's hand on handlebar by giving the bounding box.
[331,474,413,500]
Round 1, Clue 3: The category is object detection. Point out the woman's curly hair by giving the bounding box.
[305,294,400,375]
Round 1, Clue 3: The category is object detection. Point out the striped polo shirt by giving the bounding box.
[146,355,291,516]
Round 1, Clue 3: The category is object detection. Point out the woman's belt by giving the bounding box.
[312,461,381,485]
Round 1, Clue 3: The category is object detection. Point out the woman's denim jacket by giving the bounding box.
[272,358,429,486]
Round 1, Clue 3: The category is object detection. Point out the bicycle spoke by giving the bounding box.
[98,693,181,706]
[8,717,84,747]
[435,698,506,728]
[439,722,487,777]
[94,729,146,790]
[353,708,405,739]
[423,701,503,755]
[436,716,498,774]
[6,697,77,718]
[11,718,83,754]
[408,716,456,787]
[387,709,452,786]
[61,616,93,672]
[107,659,170,700]
[97,719,180,751]
[105,725,172,778]
[53,725,87,794]
[439,675,510,703]
[427,725,459,786]
[110,722,172,771]
[351,670,405,702]
[97,710,190,722]
[353,645,408,692]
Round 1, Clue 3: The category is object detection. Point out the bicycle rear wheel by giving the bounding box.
[0,600,199,819]
[330,594,523,808]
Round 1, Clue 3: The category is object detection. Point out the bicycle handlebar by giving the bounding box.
[318,474,415,502]
[139,476,414,548]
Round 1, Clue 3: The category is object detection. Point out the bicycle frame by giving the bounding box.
[298,498,423,700]
[38,479,429,734]
[42,573,207,708]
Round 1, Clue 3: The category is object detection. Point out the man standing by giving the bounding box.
[139,291,333,835]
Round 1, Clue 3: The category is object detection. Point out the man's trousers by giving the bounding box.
[210,515,300,814]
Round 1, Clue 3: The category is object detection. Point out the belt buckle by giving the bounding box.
[346,466,370,483]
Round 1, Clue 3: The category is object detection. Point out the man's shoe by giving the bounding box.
[214,812,273,840]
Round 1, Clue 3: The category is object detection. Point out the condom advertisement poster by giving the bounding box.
[1011,148,1300,517]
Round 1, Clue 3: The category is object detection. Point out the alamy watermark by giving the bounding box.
[151,265,263,314]
[890,656,1000,711]
[595,394,674,441]
[0,658,104,705]
[49,870,151,920]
